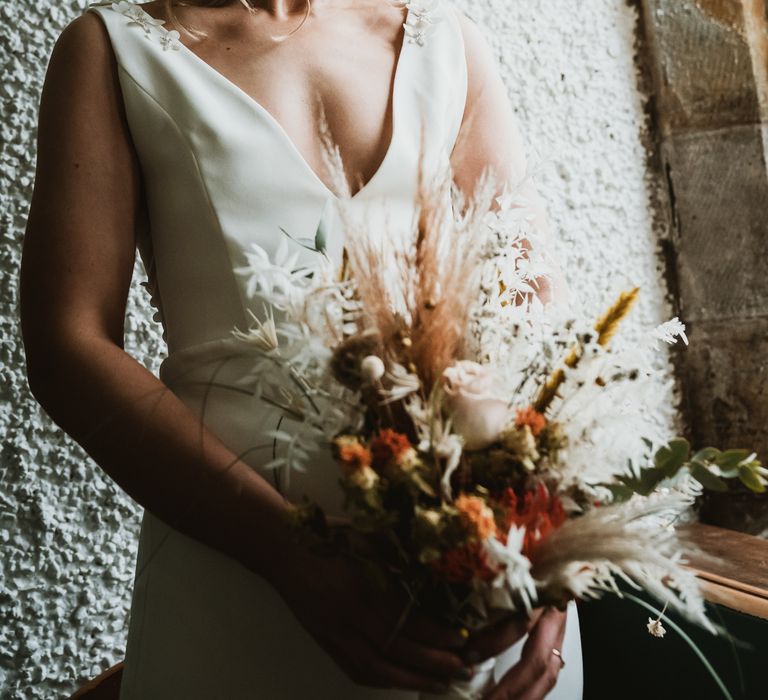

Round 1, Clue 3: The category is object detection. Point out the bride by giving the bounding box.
[20,0,582,698]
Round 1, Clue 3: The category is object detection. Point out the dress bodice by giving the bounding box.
[87,0,468,362]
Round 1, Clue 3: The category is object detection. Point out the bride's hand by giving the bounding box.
[269,546,476,693]
[481,606,568,700]
[460,607,545,667]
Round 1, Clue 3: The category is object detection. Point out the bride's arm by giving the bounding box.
[20,14,292,586]
[19,15,470,694]
[450,11,571,310]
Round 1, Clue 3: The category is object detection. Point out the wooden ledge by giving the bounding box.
[680,522,768,620]
[69,663,123,700]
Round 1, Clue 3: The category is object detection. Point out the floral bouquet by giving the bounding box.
[232,163,766,698]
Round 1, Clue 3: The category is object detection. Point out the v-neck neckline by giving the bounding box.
[128,1,413,201]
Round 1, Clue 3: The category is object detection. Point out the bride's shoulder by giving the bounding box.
[447,6,510,112]
[42,9,131,151]
[50,8,118,83]
[447,5,529,194]
[449,5,497,70]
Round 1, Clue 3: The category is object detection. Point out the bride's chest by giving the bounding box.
[166,10,406,189]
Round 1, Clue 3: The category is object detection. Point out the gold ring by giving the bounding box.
[552,648,566,668]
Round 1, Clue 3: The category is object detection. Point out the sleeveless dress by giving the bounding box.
[84,2,584,698]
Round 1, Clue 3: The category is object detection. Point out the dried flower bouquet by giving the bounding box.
[232,157,765,698]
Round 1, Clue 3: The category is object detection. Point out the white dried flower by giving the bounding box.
[381,362,421,403]
[160,28,181,51]
[485,525,538,613]
[360,355,386,383]
[652,317,689,346]
[348,465,380,490]
[234,239,313,310]
[232,307,279,352]
[647,617,667,638]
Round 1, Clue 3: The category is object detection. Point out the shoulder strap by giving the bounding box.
[400,0,469,175]
[84,1,187,91]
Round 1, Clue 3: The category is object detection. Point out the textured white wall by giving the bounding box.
[0,1,675,697]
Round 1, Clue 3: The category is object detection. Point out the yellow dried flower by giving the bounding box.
[534,288,641,413]
[347,465,380,490]
[594,287,640,347]
[500,425,540,464]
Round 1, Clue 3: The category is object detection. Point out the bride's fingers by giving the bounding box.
[397,611,468,651]
[355,604,469,678]
[331,632,453,693]
[382,634,474,681]
[378,614,471,677]
[481,606,568,700]
[461,610,538,665]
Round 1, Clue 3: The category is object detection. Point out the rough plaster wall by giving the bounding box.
[0,1,676,697]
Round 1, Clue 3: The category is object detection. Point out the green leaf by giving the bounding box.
[738,466,767,494]
[606,483,635,503]
[641,437,654,451]
[314,219,328,256]
[413,473,437,498]
[692,447,720,463]
[654,438,691,477]
[714,449,750,471]
[640,468,667,494]
[690,462,728,492]
[619,467,666,496]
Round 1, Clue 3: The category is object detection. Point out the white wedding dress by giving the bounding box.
[85,1,583,698]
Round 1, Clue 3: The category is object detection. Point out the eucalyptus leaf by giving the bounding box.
[739,465,767,494]
[692,447,720,463]
[606,483,635,503]
[714,449,750,471]
[641,437,654,451]
[654,438,691,477]
[690,462,729,492]
[315,219,328,256]
[619,467,665,496]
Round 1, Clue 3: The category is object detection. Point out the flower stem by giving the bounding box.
[622,592,734,700]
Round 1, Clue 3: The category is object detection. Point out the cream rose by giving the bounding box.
[442,361,509,451]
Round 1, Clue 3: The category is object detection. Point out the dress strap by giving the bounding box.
[397,0,469,181]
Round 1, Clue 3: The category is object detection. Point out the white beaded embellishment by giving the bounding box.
[111,1,181,50]
[159,29,182,51]
[402,0,443,46]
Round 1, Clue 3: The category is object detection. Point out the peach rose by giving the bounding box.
[442,361,509,450]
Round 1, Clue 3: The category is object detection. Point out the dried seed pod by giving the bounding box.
[330,331,383,390]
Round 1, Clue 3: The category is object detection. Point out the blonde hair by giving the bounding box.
[160,0,312,41]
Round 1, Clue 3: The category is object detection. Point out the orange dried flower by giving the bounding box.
[371,428,414,468]
[515,406,547,437]
[455,494,498,540]
[333,436,372,476]
[431,542,498,584]
[500,484,566,558]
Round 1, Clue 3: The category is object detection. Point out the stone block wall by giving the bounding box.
[639,0,768,534]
